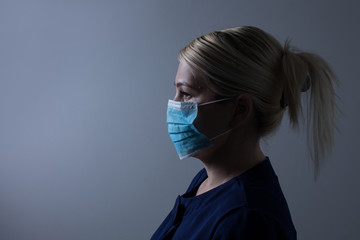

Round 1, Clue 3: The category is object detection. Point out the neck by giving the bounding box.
[196,133,266,195]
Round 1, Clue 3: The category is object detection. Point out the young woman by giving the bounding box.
[151,26,338,240]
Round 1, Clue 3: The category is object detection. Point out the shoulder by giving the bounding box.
[209,159,297,239]
[211,207,292,240]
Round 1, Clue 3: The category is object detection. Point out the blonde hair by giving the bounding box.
[178,26,338,177]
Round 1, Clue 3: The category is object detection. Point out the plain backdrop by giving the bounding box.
[0,0,359,239]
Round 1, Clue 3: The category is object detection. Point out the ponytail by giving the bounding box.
[281,40,338,177]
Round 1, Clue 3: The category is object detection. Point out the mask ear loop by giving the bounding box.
[209,128,233,141]
[198,98,233,107]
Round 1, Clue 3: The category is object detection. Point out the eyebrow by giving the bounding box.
[174,81,202,90]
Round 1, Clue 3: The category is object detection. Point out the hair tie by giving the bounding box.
[280,73,311,108]
[301,74,311,92]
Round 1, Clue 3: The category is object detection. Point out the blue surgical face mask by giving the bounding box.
[167,98,232,160]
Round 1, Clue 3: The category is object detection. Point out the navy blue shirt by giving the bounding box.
[151,158,296,240]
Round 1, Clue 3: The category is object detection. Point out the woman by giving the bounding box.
[151,26,337,240]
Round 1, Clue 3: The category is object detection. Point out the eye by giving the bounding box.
[174,85,196,101]
[180,90,190,97]
[179,90,193,101]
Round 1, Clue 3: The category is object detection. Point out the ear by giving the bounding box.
[231,94,254,127]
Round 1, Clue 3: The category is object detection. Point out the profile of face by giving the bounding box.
[173,60,237,159]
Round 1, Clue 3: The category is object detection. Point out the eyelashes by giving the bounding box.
[180,90,190,96]
[175,90,192,101]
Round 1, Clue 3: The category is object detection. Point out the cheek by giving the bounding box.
[193,111,212,136]
[194,106,232,138]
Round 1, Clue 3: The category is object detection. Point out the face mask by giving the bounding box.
[167,98,232,160]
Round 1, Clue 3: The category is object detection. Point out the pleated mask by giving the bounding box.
[167,98,232,160]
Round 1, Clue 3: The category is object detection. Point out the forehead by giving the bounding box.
[174,60,206,88]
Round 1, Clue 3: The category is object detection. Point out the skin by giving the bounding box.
[173,59,266,196]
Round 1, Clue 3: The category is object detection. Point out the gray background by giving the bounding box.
[0,0,359,239]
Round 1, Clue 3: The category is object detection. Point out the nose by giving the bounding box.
[173,93,180,102]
